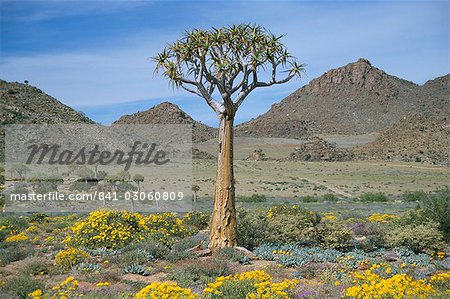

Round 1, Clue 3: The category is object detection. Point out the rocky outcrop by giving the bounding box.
[284,137,353,161]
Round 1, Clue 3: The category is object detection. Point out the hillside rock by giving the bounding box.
[236,59,449,137]
[420,74,450,124]
[113,102,216,143]
[352,113,450,164]
[245,149,269,161]
[284,136,353,161]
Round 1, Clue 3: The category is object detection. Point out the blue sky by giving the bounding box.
[1,0,449,126]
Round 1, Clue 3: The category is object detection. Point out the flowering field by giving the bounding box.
[0,189,449,298]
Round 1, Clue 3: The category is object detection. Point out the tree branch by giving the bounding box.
[233,73,295,109]
[180,78,224,114]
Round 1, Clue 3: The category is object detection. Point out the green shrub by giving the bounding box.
[2,275,45,299]
[53,247,90,271]
[29,213,48,223]
[0,215,29,241]
[73,262,101,273]
[383,221,445,255]
[0,241,35,266]
[171,235,203,252]
[236,210,269,250]
[23,257,51,275]
[321,193,338,202]
[215,247,251,264]
[266,205,320,244]
[313,221,353,250]
[184,211,209,231]
[131,238,169,260]
[402,190,427,202]
[70,210,147,249]
[301,195,318,203]
[167,259,230,287]
[165,250,197,262]
[359,192,388,202]
[116,248,154,267]
[394,210,429,226]
[236,194,266,203]
[421,188,450,242]
[238,206,322,248]
[204,279,255,299]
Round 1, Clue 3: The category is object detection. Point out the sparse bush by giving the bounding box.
[215,247,251,264]
[168,259,231,287]
[301,195,318,203]
[349,221,385,251]
[172,236,203,252]
[359,192,388,202]
[165,250,197,262]
[23,257,51,275]
[2,275,45,299]
[0,241,34,265]
[383,222,445,255]
[403,190,427,202]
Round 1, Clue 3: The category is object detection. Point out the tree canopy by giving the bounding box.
[153,24,304,116]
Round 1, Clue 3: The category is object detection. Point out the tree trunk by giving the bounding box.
[209,114,237,249]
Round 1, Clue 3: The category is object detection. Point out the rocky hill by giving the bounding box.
[236,59,449,137]
[113,102,216,143]
[420,74,449,124]
[352,113,450,164]
[284,137,353,162]
[0,80,94,160]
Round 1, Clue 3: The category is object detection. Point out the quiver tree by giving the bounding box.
[132,174,144,213]
[153,24,304,249]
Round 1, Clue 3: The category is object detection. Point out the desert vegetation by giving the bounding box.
[1,10,448,299]
[0,189,449,298]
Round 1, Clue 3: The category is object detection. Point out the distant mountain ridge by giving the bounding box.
[236,58,449,137]
[113,102,216,143]
[0,80,95,160]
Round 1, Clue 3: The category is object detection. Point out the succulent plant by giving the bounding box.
[123,263,150,276]
[73,262,101,273]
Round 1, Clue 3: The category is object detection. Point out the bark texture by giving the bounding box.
[209,114,237,249]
